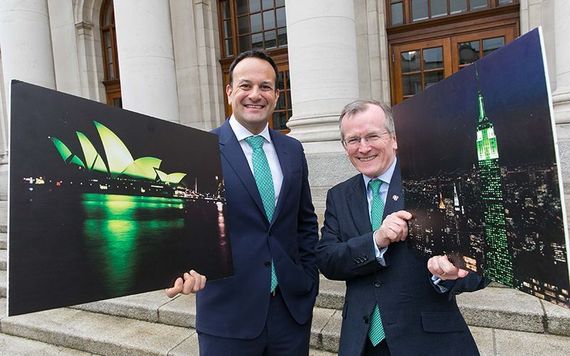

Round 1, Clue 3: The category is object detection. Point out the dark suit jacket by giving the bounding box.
[316,164,486,356]
[196,120,319,339]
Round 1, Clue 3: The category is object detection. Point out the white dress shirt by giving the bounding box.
[229,116,283,208]
[362,158,398,265]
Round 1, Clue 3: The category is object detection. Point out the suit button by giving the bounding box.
[264,261,271,267]
[374,281,382,288]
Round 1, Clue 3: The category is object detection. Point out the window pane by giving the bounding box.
[263,10,275,29]
[273,111,287,130]
[276,7,286,28]
[251,13,262,32]
[223,20,232,37]
[239,35,251,51]
[264,30,276,49]
[225,39,233,57]
[277,72,285,90]
[277,93,285,107]
[249,0,261,13]
[221,0,230,18]
[262,0,273,10]
[423,47,443,70]
[276,0,285,6]
[483,37,505,56]
[391,3,403,25]
[412,0,428,21]
[450,0,467,14]
[252,33,263,49]
[470,0,488,10]
[498,0,513,4]
[237,0,248,15]
[277,28,287,46]
[431,0,447,18]
[238,16,250,34]
[458,41,480,65]
[402,74,422,96]
[401,51,420,73]
[424,71,444,89]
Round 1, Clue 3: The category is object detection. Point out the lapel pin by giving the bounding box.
[392,195,399,201]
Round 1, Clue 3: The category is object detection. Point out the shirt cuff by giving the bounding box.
[431,275,449,293]
[373,234,388,266]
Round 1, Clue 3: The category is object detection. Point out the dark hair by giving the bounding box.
[339,99,395,139]
[228,50,279,86]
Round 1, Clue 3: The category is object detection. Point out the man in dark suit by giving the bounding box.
[166,50,319,355]
[316,99,487,356]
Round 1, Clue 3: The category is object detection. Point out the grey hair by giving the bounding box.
[338,99,395,139]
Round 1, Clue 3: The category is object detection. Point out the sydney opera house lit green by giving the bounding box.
[49,121,186,184]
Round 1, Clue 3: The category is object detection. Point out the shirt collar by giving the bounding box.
[229,115,272,143]
[362,157,398,188]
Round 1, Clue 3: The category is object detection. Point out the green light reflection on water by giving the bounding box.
[82,193,185,295]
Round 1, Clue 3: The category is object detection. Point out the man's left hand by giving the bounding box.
[427,255,469,280]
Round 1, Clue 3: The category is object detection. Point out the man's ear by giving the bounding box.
[225,84,233,99]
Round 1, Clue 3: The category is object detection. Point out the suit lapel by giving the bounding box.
[348,175,372,235]
[217,121,266,218]
[270,130,289,225]
[384,160,405,214]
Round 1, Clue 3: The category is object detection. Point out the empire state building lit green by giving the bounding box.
[475,69,514,287]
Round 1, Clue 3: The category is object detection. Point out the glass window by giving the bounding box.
[403,74,422,96]
[458,41,480,65]
[423,47,443,70]
[251,13,262,32]
[276,7,286,28]
[450,0,467,14]
[424,71,444,89]
[401,51,421,72]
[262,0,273,10]
[237,0,248,15]
[482,37,505,56]
[391,3,404,25]
[238,16,250,33]
[412,0,429,21]
[249,0,261,12]
[431,0,447,18]
[264,30,277,49]
[470,0,488,10]
[263,10,275,28]
[252,33,263,48]
[498,0,513,4]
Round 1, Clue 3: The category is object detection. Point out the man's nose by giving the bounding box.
[248,86,262,100]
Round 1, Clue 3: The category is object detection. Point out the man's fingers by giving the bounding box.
[165,277,183,298]
[182,272,196,294]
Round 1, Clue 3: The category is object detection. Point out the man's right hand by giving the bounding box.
[165,270,207,298]
[373,210,413,248]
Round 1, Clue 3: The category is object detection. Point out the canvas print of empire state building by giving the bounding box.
[394,28,570,308]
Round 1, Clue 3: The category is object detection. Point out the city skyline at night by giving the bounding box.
[394,29,570,308]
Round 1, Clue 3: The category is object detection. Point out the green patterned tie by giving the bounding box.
[368,179,385,346]
[244,135,278,293]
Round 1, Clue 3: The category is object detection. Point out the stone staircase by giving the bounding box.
[1,197,570,355]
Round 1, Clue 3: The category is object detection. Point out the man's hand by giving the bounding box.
[165,270,207,298]
[373,210,413,248]
[427,255,469,280]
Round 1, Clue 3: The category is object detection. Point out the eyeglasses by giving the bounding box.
[342,132,390,148]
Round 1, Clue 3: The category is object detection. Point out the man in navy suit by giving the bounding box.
[316,100,487,356]
[166,50,319,355]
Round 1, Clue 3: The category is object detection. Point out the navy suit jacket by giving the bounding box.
[316,164,486,356]
[196,120,319,339]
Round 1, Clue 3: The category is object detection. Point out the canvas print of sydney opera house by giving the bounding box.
[394,29,569,308]
[8,81,232,316]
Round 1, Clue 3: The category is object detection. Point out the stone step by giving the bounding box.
[316,276,570,336]
[2,297,569,355]
[0,333,94,356]
[1,307,200,355]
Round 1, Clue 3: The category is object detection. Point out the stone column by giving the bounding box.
[550,0,570,191]
[0,0,56,96]
[285,0,359,145]
[113,0,179,122]
[285,0,361,219]
[0,0,56,197]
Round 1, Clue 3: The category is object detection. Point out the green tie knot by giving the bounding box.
[245,135,265,150]
[369,179,382,197]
